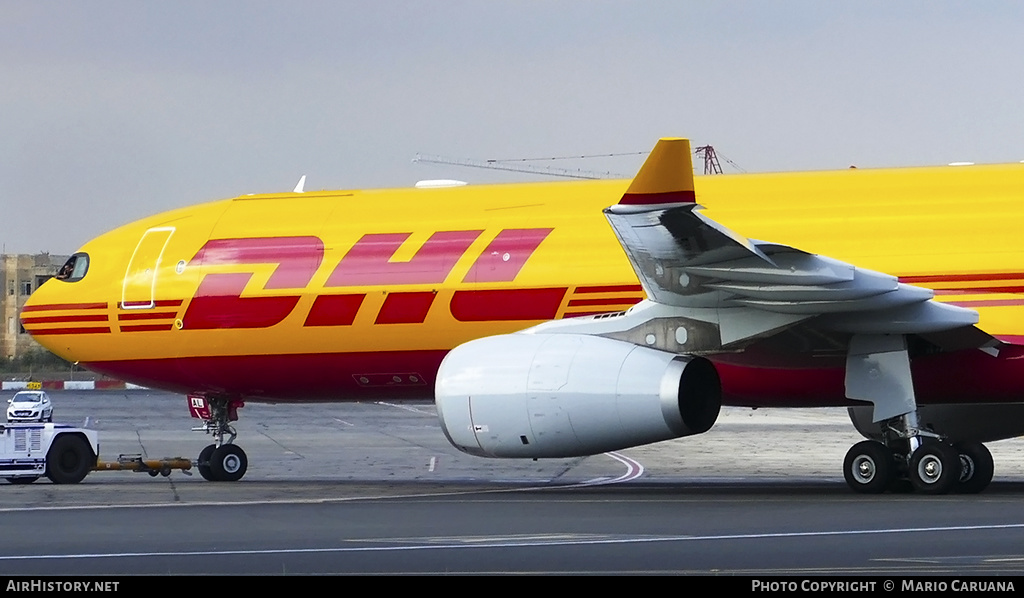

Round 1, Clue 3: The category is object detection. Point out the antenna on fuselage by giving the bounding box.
[292,175,307,193]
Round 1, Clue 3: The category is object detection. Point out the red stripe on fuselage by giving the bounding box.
[20,314,108,324]
[27,327,110,336]
[21,302,107,312]
[946,299,1024,308]
[449,288,566,321]
[574,285,643,293]
[567,297,642,307]
[120,324,175,333]
[117,312,178,321]
[900,273,1024,284]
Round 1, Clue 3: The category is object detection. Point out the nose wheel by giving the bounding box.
[198,443,248,482]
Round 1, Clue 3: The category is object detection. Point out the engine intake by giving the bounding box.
[435,333,720,458]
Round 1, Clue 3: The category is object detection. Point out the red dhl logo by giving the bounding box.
[179,229,557,329]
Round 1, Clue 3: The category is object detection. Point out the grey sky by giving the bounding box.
[3,2,1024,254]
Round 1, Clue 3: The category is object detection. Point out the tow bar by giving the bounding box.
[94,454,193,477]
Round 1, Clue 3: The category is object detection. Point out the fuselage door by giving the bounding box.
[121,227,175,310]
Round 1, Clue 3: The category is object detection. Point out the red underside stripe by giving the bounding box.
[82,350,452,401]
[21,302,107,312]
[619,190,696,205]
[78,343,1024,405]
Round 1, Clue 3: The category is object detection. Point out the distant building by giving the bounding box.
[1,253,69,359]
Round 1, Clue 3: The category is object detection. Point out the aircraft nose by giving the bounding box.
[19,252,109,358]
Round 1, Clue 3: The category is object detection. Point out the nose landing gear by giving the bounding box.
[189,395,248,482]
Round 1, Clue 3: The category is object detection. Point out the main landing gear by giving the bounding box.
[843,431,994,495]
[189,396,248,482]
[843,333,995,495]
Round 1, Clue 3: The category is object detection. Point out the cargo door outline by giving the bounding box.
[121,227,175,310]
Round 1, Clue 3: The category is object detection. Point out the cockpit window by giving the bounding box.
[55,253,89,282]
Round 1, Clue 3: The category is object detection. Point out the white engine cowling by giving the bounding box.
[435,333,721,458]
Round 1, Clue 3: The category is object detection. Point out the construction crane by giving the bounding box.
[694,145,723,175]
[415,147,743,179]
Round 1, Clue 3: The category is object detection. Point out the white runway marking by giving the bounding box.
[578,452,645,486]
[4,522,1023,561]
[375,401,435,416]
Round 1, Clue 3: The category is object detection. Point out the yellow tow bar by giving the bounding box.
[93,454,193,477]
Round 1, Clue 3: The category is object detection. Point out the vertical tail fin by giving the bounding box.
[619,138,695,206]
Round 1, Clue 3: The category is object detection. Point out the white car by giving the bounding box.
[6,391,54,423]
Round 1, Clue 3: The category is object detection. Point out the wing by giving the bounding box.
[597,138,987,353]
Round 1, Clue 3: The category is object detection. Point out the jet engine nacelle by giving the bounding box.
[435,333,721,458]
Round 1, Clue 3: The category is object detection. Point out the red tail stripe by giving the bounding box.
[619,190,696,206]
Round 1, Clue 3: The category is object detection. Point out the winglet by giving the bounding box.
[293,175,307,193]
[619,138,695,205]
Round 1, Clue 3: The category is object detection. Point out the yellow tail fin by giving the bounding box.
[619,138,696,205]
